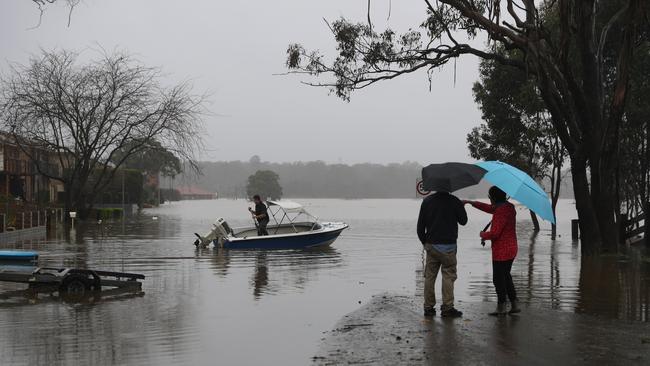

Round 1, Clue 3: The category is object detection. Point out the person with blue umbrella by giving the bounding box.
[465,186,521,316]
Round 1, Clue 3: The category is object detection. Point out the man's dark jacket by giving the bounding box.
[417,192,468,245]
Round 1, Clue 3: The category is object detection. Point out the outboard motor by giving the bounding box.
[194,218,233,248]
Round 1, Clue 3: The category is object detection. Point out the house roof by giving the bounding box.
[176,186,215,196]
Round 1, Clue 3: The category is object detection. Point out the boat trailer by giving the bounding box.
[0,267,145,298]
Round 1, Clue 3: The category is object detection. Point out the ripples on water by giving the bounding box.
[0,199,647,365]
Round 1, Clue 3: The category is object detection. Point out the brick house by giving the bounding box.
[0,133,64,204]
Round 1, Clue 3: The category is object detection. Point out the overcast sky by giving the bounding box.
[0,0,483,165]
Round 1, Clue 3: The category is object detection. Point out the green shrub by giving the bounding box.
[94,207,124,220]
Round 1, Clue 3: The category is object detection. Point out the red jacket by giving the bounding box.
[472,201,518,261]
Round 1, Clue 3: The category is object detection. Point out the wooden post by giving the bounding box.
[21,212,24,230]
[571,219,580,240]
[618,213,627,244]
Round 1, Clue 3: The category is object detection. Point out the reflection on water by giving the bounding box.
[0,199,648,365]
[0,287,145,308]
[252,253,269,299]
[201,246,343,300]
[578,251,650,321]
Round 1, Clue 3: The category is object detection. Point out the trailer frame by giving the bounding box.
[0,266,145,297]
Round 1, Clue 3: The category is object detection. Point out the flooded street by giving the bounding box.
[0,199,648,365]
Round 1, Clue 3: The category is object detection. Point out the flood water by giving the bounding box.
[0,199,648,365]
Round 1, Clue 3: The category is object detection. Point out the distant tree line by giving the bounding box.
[183,158,423,199]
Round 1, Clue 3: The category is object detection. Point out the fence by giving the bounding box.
[0,208,64,233]
[620,202,648,245]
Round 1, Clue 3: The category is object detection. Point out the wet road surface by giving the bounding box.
[314,294,650,365]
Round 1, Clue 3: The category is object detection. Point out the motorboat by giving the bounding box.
[193,200,348,249]
[0,250,38,263]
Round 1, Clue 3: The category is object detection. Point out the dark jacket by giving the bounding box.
[417,192,468,245]
[255,202,269,222]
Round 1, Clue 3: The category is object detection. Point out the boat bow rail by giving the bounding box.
[266,200,320,234]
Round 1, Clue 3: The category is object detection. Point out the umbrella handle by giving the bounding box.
[480,221,491,247]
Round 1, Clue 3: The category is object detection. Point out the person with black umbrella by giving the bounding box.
[417,187,468,318]
[417,163,480,317]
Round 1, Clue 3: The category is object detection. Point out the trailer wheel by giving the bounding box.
[60,274,91,297]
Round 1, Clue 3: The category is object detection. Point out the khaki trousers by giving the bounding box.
[423,245,457,311]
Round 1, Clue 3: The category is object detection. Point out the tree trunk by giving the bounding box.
[550,161,561,240]
[551,223,557,239]
[577,255,621,319]
[63,189,72,224]
[645,202,650,247]
[570,154,602,255]
[529,210,540,231]
[590,153,620,253]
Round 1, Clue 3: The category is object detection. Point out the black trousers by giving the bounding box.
[257,219,269,236]
[492,260,517,304]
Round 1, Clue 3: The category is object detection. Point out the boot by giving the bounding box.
[441,307,463,318]
[509,301,521,314]
[489,302,507,316]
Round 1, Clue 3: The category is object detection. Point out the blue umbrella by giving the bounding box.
[474,161,555,224]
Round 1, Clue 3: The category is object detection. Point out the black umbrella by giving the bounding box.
[421,162,486,192]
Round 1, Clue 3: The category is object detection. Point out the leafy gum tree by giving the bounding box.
[619,42,650,242]
[467,54,566,237]
[113,140,183,178]
[246,170,283,201]
[287,0,649,253]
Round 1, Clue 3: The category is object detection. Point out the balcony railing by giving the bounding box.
[2,159,61,176]
[4,159,32,175]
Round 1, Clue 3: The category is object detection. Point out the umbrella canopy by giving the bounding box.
[421,162,487,192]
[475,161,555,224]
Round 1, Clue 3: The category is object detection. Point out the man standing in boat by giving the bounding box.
[417,189,467,318]
[249,195,269,236]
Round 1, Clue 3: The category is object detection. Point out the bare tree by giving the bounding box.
[0,49,205,218]
[287,0,649,253]
[30,0,81,28]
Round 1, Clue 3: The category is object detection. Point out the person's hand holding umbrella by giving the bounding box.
[463,200,490,247]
